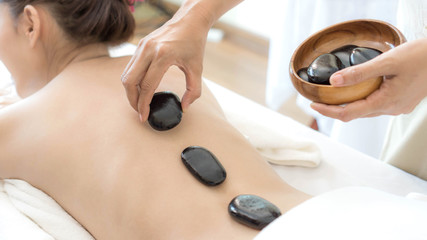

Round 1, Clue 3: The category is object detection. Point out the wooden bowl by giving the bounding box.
[290,19,406,105]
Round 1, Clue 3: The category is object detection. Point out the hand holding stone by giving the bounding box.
[121,9,208,122]
[311,38,427,122]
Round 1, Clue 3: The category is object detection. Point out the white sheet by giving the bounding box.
[255,187,427,240]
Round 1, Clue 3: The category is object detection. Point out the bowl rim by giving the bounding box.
[289,19,406,89]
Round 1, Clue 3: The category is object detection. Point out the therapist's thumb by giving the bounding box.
[330,57,387,87]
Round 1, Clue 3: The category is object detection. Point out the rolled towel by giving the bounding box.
[0,181,55,240]
[3,179,93,240]
[206,80,321,167]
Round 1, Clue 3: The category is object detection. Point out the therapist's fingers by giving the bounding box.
[121,42,153,112]
[121,61,140,111]
[330,53,395,87]
[179,65,202,112]
[137,61,170,122]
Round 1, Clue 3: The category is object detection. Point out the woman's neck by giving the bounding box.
[20,43,111,97]
[46,43,110,81]
[18,42,111,98]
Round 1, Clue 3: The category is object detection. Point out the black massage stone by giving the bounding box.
[350,47,382,66]
[297,67,310,82]
[331,44,358,68]
[307,53,345,85]
[148,91,182,131]
[181,146,227,186]
[228,195,282,230]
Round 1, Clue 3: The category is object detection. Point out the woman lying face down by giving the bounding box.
[0,0,311,239]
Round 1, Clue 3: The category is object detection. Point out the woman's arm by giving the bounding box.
[311,38,427,121]
[0,111,12,179]
[121,0,244,122]
[0,101,25,179]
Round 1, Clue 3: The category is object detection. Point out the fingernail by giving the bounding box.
[331,74,344,86]
[181,101,189,113]
[139,114,143,122]
[143,112,150,122]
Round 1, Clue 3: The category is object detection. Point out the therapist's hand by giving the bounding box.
[122,0,244,122]
[311,38,427,122]
[121,14,209,122]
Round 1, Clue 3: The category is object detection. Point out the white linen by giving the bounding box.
[406,192,427,202]
[255,187,427,240]
[206,81,321,168]
[2,180,94,240]
[0,181,54,240]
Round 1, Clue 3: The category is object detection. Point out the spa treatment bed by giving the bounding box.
[1,44,426,239]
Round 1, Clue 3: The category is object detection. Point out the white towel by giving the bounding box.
[206,80,322,167]
[0,181,55,240]
[1,180,94,240]
[255,187,427,240]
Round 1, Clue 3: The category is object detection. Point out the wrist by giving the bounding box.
[168,1,214,33]
[172,0,243,29]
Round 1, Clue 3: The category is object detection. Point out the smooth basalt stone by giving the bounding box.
[307,53,344,85]
[181,146,226,186]
[228,195,282,230]
[331,44,358,68]
[297,67,310,82]
[148,91,182,131]
[350,47,382,66]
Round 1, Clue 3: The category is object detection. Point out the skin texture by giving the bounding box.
[0,4,310,239]
[121,0,244,122]
[311,38,427,122]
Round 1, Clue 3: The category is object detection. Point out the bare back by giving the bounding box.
[0,56,309,239]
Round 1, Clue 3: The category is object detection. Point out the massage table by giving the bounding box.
[1,44,427,239]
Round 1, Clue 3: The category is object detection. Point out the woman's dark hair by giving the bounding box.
[1,0,136,45]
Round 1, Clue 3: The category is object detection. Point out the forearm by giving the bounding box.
[170,0,244,31]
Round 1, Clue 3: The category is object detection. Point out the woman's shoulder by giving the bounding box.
[0,96,34,138]
[0,99,29,177]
